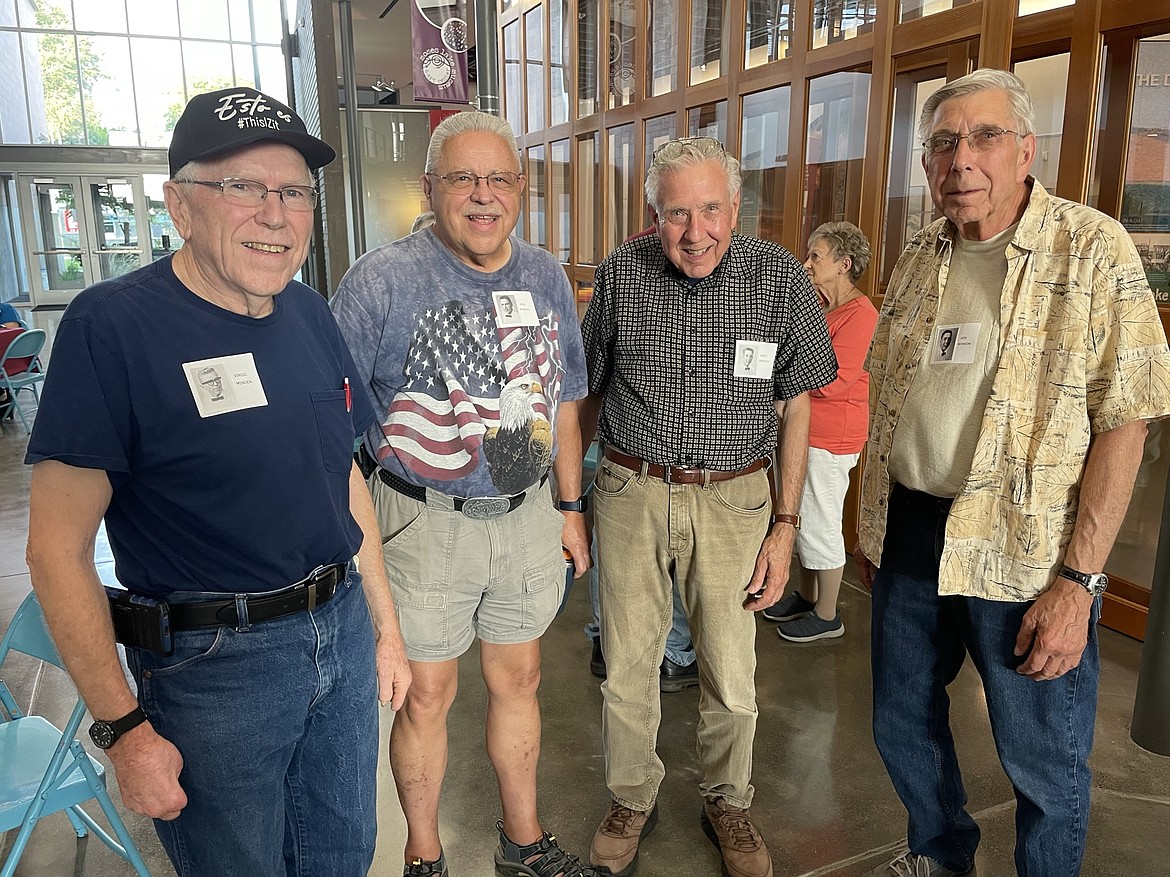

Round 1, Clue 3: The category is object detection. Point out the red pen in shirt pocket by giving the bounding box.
[343,377,352,412]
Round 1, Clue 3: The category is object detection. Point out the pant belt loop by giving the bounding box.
[701,469,711,489]
[637,460,649,484]
[233,594,252,632]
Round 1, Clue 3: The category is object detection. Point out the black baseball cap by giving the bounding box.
[168,87,336,177]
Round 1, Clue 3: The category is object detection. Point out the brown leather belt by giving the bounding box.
[603,448,767,485]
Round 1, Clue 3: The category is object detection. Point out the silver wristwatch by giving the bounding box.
[1058,564,1108,597]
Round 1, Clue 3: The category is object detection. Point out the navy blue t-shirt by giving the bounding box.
[26,256,376,598]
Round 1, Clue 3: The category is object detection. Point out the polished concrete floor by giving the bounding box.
[1,308,1168,876]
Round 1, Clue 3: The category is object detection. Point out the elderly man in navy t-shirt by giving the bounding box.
[25,87,410,877]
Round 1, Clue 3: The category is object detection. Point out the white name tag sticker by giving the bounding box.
[734,340,778,379]
[493,290,539,328]
[930,323,980,365]
[183,352,269,418]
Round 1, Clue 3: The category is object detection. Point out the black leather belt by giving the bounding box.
[360,444,546,520]
[604,448,768,484]
[168,563,347,631]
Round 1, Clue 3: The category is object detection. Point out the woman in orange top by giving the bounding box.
[765,222,878,642]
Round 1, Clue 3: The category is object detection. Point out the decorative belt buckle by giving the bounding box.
[461,497,512,519]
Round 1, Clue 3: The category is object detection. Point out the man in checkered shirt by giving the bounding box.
[580,137,837,877]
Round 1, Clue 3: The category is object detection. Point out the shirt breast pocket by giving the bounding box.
[309,389,354,474]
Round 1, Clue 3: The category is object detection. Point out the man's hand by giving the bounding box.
[1014,578,1094,681]
[561,511,592,573]
[106,722,187,821]
[373,622,412,710]
[744,524,796,610]
[853,547,878,591]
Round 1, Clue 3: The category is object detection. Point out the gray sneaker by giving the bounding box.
[863,847,975,876]
[761,592,815,622]
[777,613,844,642]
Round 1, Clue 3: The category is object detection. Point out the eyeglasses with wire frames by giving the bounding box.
[651,136,726,161]
[425,171,524,193]
[178,178,319,211]
[922,126,1024,157]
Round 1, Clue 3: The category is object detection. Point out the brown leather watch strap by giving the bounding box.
[771,513,801,530]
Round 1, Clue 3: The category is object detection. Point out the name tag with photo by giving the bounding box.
[930,323,980,365]
[183,352,269,418]
[493,290,539,328]
[734,340,777,379]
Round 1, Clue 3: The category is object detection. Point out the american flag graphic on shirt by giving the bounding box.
[376,301,564,484]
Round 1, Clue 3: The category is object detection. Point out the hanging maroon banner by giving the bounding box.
[411,0,470,104]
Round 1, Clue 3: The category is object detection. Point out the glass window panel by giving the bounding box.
[178,0,229,40]
[1019,0,1072,14]
[883,68,944,284]
[812,0,876,50]
[899,0,960,23]
[229,0,254,42]
[144,173,183,260]
[687,100,726,142]
[1108,33,1170,594]
[233,44,259,88]
[501,0,516,10]
[745,0,792,68]
[89,180,143,280]
[255,44,287,100]
[24,31,85,144]
[644,113,676,175]
[83,36,138,146]
[739,85,790,243]
[1013,54,1069,193]
[184,40,235,101]
[0,31,31,143]
[550,139,570,262]
[689,0,726,86]
[647,0,678,98]
[549,0,569,126]
[578,0,599,117]
[75,0,127,33]
[609,0,636,108]
[127,0,180,37]
[0,0,17,27]
[527,145,547,247]
[803,71,870,242]
[577,133,600,263]
[254,0,285,44]
[606,123,638,251]
[504,21,522,136]
[23,0,72,28]
[525,6,545,133]
[350,110,432,248]
[132,36,187,147]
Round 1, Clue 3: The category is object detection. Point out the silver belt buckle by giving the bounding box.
[461,497,512,519]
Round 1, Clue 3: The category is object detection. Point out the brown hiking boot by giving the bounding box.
[700,798,773,877]
[589,800,658,876]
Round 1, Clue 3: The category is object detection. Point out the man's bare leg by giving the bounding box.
[390,658,459,864]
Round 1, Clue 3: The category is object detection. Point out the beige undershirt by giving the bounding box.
[888,222,1018,498]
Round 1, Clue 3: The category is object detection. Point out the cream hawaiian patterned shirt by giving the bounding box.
[860,180,1170,600]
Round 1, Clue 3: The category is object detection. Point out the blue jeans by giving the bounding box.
[872,486,1099,877]
[126,572,379,877]
[585,536,695,666]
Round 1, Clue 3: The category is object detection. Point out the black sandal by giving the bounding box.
[494,821,596,877]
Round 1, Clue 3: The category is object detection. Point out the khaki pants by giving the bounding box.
[593,458,770,810]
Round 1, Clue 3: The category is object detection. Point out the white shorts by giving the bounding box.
[794,446,860,570]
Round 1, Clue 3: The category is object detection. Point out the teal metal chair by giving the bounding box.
[0,592,153,877]
[0,328,47,432]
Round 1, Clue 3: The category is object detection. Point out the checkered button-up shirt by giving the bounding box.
[582,233,837,470]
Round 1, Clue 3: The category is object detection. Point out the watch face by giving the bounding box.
[89,721,116,749]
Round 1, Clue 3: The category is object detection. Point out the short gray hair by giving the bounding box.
[425,112,521,174]
[917,68,1036,142]
[808,221,871,283]
[644,138,742,213]
[172,159,213,182]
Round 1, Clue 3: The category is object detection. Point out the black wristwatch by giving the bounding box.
[89,706,148,750]
[1058,564,1109,598]
[557,497,588,513]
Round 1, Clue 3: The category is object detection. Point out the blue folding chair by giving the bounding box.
[0,328,47,432]
[0,592,153,876]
